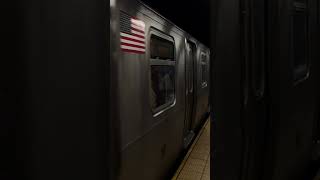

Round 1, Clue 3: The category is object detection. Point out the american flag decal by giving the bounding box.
[120,12,146,54]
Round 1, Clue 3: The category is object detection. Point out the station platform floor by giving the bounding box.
[172,119,210,180]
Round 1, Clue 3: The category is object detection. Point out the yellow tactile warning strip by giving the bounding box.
[172,119,210,180]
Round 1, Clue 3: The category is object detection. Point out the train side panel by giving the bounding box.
[111,0,211,179]
[112,0,187,179]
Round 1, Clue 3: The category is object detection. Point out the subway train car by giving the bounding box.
[110,0,210,179]
[211,0,320,179]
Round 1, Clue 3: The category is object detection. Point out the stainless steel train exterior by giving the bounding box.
[110,0,210,179]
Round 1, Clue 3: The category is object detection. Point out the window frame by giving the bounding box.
[200,51,208,88]
[291,1,310,85]
[149,28,176,116]
[186,40,197,93]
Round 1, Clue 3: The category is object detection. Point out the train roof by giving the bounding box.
[128,0,210,50]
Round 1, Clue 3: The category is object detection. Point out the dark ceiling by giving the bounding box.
[141,0,211,46]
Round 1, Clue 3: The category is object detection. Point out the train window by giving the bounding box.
[149,31,176,114]
[150,66,175,111]
[200,52,207,88]
[151,35,174,60]
[251,0,265,97]
[187,41,196,92]
[292,1,309,82]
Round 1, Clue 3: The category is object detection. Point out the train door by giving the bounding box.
[240,0,268,179]
[183,40,196,148]
[263,0,319,179]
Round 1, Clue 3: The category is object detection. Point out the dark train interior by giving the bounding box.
[1,0,320,180]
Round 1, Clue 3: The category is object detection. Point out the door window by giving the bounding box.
[292,1,309,82]
[200,52,208,88]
